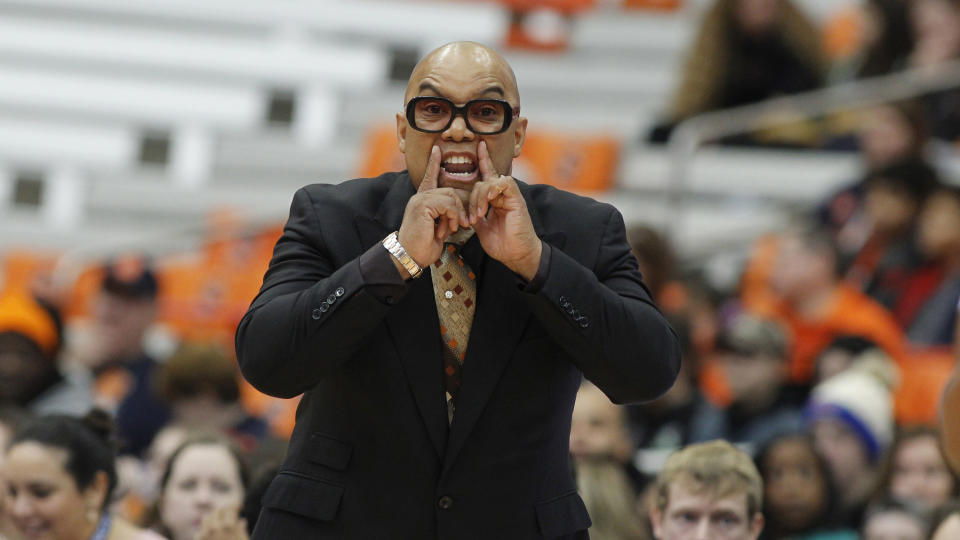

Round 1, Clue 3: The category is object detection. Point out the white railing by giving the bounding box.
[665,59,960,238]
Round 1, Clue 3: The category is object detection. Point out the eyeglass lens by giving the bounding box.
[412,98,508,134]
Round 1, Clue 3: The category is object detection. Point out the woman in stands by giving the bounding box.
[873,426,958,511]
[651,0,826,145]
[754,432,856,540]
[2,410,164,540]
[148,436,249,540]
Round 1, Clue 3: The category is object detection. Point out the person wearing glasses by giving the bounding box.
[236,41,680,539]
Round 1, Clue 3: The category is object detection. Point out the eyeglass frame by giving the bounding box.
[405,96,520,135]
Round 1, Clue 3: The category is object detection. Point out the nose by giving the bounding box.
[9,493,34,519]
[442,114,475,142]
[693,519,712,540]
[192,486,216,509]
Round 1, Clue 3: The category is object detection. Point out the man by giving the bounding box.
[650,440,764,540]
[0,289,91,415]
[708,314,803,448]
[236,41,680,539]
[81,257,170,456]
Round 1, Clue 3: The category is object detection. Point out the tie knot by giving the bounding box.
[447,228,475,247]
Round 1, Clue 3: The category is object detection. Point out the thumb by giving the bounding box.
[419,146,441,192]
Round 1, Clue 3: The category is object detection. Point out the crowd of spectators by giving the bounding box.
[0,1,958,538]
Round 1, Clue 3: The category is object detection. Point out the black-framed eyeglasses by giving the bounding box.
[405,96,519,135]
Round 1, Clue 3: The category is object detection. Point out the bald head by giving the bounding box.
[396,41,527,200]
[404,42,520,106]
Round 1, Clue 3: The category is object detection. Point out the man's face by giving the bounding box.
[651,483,763,540]
[0,333,53,405]
[92,292,156,360]
[397,45,527,205]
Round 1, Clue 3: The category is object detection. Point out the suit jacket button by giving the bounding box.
[437,495,454,510]
[319,304,329,313]
[579,316,590,328]
[311,308,322,320]
[327,294,337,305]
[335,287,345,297]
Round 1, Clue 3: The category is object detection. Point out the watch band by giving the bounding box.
[382,231,422,279]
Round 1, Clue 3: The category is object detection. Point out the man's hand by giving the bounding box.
[397,146,470,277]
[469,141,543,281]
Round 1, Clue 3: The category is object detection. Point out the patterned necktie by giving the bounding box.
[431,230,476,422]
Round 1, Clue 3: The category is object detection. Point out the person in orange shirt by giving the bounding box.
[745,224,905,383]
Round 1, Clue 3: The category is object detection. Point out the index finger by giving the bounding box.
[418,146,441,192]
[477,141,499,182]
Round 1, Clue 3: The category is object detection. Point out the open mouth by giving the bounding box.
[441,154,478,179]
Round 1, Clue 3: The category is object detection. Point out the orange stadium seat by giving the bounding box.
[359,124,618,193]
[0,251,57,295]
[894,347,956,426]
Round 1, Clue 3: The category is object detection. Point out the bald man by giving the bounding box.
[237,42,680,539]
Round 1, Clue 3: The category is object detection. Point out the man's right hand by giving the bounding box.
[396,146,470,277]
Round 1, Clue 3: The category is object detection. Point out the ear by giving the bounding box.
[649,505,664,540]
[396,112,407,154]
[512,116,527,158]
[83,470,109,512]
[749,512,764,540]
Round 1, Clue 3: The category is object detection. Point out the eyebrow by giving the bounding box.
[416,82,506,99]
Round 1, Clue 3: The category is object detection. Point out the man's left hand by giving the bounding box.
[469,141,543,281]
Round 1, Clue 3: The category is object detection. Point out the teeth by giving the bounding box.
[446,171,473,177]
[443,156,473,165]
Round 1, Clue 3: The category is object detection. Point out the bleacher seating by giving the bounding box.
[0,0,911,267]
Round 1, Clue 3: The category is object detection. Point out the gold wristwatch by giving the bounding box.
[382,231,422,279]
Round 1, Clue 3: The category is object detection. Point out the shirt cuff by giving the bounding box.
[522,242,552,294]
[359,242,409,305]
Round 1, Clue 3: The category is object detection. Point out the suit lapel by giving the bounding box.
[442,182,566,471]
[356,173,448,459]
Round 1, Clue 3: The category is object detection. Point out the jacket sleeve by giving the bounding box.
[235,187,407,398]
[522,207,681,404]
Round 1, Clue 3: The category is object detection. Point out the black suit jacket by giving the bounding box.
[236,171,680,539]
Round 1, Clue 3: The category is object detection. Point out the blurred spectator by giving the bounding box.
[902,185,960,345]
[155,343,268,453]
[649,440,764,540]
[2,410,163,540]
[814,335,882,384]
[860,498,930,540]
[570,381,649,539]
[627,224,676,302]
[627,316,721,449]
[874,426,958,511]
[80,257,171,456]
[843,161,939,309]
[651,0,826,145]
[831,0,915,82]
[147,435,249,540]
[703,314,804,448]
[575,457,650,540]
[909,0,960,142]
[754,432,856,540]
[748,224,905,383]
[805,360,896,528]
[819,102,933,255]
[930,501,960,540]
[112,423,191,525]
[0,290,91,415]
[570,381,636,468]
